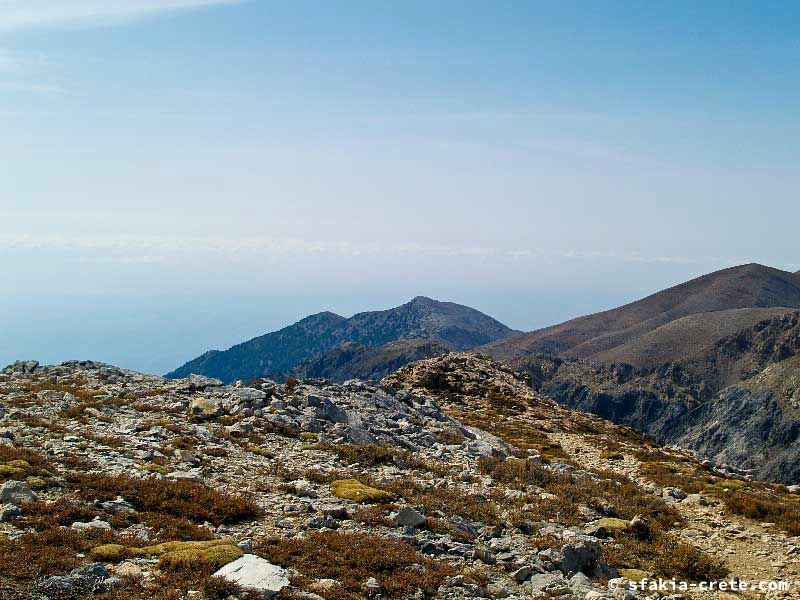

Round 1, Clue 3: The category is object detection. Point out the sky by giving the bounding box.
[1,0,798,374]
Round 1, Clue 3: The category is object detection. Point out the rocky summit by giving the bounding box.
[2,356,800,600]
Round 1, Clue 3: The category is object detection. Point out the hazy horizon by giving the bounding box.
[2,1,798,374]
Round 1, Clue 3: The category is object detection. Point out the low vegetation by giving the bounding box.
[66,473,261,525]
[257,531,454,600]
[640,460,800,536]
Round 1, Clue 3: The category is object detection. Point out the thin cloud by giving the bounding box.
[0,0,245,32]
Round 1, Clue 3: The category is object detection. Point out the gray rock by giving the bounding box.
[293,480,318,498]
[100,497,135,514]
[394,506,426,528]
[528,573,567,596]
[365,577,381,596]
[539,540,601,576]
[662,487,687,501]
[184,374,224,390]
[511,565,532,582]
[0,503,22,522]
[314,502,349,519]
[0,480,37,504]
[213,554,290,597]
[238,539,254,552]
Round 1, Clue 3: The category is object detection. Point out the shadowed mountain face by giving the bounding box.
[483,264,800,367]
[285,339,451,383]
[166,297,515,383]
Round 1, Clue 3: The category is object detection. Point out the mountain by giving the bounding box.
[483,263,800,367]
[166,296,515,382]
[510,311,800,483]
[286,339,451,382]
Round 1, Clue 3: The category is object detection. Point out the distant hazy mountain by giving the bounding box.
[166,296,515,382]
[483,263,800,367]
[285,339,451,383]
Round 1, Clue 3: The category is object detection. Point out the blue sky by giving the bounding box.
[1,1,798,373]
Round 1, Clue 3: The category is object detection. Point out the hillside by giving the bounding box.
[167,297,515,383]
[510,311,800,483]
[483,263,800,366]
[4,356,800,599]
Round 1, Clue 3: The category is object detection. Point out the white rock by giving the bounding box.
[213,554,289,597]
[72,519,112,531]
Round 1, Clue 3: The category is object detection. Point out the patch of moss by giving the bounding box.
[91,539,238,566]
[331,479,393,503]
[159,543,243,571]
[0,465,25,477]
[26,476,48,490]
[618,568,651,580]
[91,544,130,562]
[140,463,171,475]
[593,517,629,532]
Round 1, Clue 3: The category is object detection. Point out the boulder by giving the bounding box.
[213,554,290,597]
[0,480,37,504]
[539,540,601,576]
[393,506,426,528]
[190,397,223,418]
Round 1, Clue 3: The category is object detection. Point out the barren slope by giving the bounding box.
[483,263,800,364]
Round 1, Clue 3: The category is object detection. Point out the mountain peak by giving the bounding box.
[483,262,800,366]
[166,297,514,382]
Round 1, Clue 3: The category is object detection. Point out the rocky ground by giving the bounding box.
[1,355,799,599]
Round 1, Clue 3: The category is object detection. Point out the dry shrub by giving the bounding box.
[479,457,679,530]
[322,443,451,476]
[640,460,800,536]
[0,527,113,579]
[67,473,260,525]
[638,462,711,494]
[375,477,499,526]
[257,531,454,600]
[603,532,727,582]
[721,487,800,536]
[352,503,397,526]
[0,446,54,473]
[283,377,299,393]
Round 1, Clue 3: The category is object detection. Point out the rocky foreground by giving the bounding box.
[1,355,799,599]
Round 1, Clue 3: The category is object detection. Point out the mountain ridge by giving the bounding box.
[482,263,800,366]
[166,296,515,382]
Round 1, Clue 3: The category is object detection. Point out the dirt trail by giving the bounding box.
[551,432,800,599]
